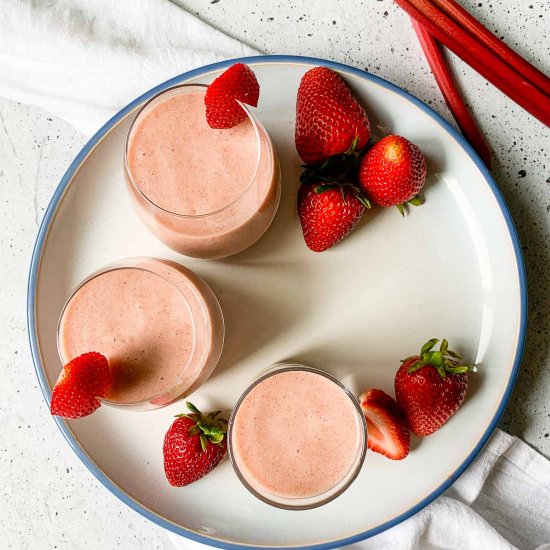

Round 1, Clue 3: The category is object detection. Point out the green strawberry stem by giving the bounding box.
[300,146,372,208]
[175,402,228,451]
[344,134,361,155]
[396,194,425,217]
[299,138,375,207]
[351,187,372,208]
[402,338,474,379]
[313,183,339,194]
[409,194,424,206]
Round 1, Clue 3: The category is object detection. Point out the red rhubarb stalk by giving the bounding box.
[431,0,550,97]
[393,0,550,127]
[412,20,492,168]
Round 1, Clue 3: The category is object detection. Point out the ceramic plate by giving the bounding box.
[28,56,526,549]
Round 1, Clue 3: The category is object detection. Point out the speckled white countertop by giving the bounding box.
[1,1,549,548]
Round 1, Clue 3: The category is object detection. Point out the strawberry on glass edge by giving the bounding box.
[395,338,474,436]
[204,63,260,129]
[163,402,228,487]
[50,352,112,419]
[360,388,410,460]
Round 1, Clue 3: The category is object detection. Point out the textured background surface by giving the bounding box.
[1,0,548,548]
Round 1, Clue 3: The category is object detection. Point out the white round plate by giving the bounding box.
[28,56,526,549]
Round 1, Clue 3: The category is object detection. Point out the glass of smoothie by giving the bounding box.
[57,257,224,410]
[124,84,281,259]
[228,363,367,509]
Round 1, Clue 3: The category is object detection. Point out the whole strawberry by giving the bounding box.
[163,402,227,487]
[204,63,260,129]
[395,338,472,436]
[360,388,410,460]
[298,182,368,252]
[359,135,426,213]
[296,67,371,164]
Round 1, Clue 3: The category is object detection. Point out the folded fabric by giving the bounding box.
[168,429,550,550]
[0,0,256,135]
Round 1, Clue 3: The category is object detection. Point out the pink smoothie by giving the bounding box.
[230,369,365,503]
[125,86,281,259]
[58,258,224,406]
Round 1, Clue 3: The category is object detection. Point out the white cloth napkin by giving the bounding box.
[0,0,256,135]
[2,1,549,549]
[168,430,550,550]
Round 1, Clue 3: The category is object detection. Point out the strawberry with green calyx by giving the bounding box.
[359,134,426,215]
[298,181,368,252]
[395,338,474,436]
[297,136,372,252]
[299,135,372,191]
[163,402,228,487]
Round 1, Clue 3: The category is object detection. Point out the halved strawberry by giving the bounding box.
[50,352,112,419]
[359,388,410,460]
[204,63,260,129]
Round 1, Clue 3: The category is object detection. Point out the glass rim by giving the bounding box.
[227,363,367,510]
[56,258,202,407]
[124,83,268,219]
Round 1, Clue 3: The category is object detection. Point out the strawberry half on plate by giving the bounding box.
[360,388,411,460]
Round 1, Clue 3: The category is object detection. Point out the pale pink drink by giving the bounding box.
[57,258,224,409]
[125,84,281,259]
[229,364,367,509]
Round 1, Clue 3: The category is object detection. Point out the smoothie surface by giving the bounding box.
[231,370,362,499]
[127,90,260,215]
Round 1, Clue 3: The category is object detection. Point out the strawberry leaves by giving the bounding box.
[404,338,472,379]
[175,402,228,451]
[299,139,374,212]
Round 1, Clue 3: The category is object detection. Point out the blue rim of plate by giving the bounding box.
[27,55,527,549]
